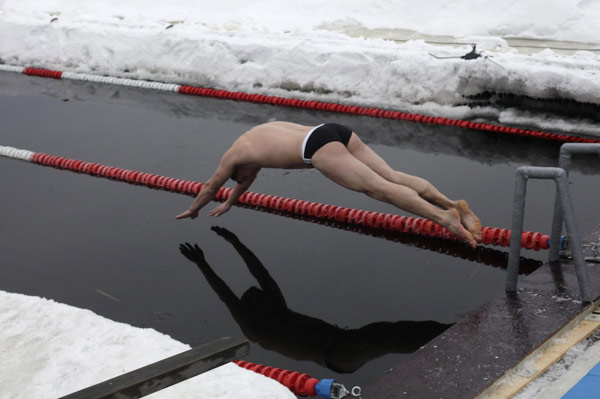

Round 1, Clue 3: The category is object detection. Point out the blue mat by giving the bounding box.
[562,362,600,398]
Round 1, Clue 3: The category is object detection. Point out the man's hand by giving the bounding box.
[175,209,199,220]
[209,202,232,217]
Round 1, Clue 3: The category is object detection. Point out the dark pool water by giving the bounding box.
[1,72,600,389]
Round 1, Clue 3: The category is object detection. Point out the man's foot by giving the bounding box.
[456,200,482,243]
[442,208,477,248]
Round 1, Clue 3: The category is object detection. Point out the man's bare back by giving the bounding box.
[228,121,314,169]
[176,121,482,248]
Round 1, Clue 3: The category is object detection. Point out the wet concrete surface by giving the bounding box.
[365,240,600,398]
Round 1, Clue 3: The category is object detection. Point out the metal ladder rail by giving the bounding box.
[505,166,592,303]
[550,143,600,261]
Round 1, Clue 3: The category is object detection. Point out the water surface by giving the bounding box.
[1,72,599,388]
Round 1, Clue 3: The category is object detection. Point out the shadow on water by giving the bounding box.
[179,226,452,374]
[247,206,544,275]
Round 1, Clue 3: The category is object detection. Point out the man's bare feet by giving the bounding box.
[442,209,477,248]
[456,200,482,243]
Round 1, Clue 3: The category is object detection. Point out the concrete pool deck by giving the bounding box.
[365,230,600,398]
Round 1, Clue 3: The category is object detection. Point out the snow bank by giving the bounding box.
[0,290,294,399]
[0,1,599,134]
[3,0,600,43]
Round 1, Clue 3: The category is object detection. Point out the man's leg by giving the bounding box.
[311,143,477,248]
[345,134,482,241]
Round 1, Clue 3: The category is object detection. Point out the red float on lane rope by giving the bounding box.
[234,360,320,397]
[24,67,63,79]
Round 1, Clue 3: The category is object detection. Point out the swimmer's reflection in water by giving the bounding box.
[179,226,451,374]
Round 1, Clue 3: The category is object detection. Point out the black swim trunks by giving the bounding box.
[301,123,353,165]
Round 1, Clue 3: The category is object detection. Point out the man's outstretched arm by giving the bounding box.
[175,153,235,220]
[208,173,257,217]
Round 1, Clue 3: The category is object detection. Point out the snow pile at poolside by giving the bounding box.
[1,0,600,135]
[0,290,294,399]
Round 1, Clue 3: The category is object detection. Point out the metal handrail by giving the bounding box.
[505,165,592,303]
[550,143,600,261]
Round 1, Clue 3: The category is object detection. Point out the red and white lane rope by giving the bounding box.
[0,144,551,250]
[1,64,598,144]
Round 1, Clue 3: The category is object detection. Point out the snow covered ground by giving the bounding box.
[1,0,600,136]
[0,290,295,399]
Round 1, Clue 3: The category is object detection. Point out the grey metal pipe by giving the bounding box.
[549,144,600,261]
[505,167,530,292]
[556,174,592,303]
[506,166,592,302]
